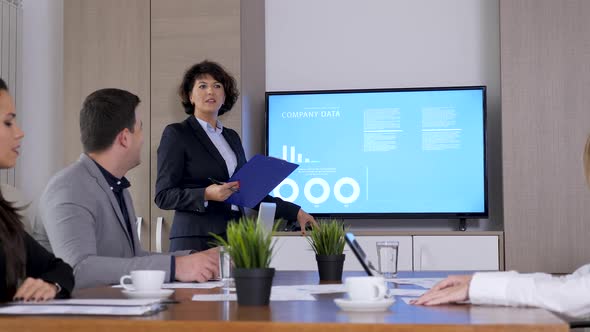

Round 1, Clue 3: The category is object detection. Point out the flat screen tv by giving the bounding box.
[265,86,487,219]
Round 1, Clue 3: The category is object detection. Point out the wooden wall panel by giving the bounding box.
[501,0,590,272]
[64,0,264,252]
[240,0,265,159]
[150,0,242,252]
[63,0,151,249]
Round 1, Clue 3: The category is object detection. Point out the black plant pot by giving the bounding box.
[233,268,275,306]
[316,254,345,281]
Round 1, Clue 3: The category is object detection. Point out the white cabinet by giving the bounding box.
[271,236,316,270]
[413,236,499,271]
[270,235,412,271]
[271,233,503,272]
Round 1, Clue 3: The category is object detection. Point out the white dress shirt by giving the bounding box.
[195,117,237,176]
[469,263,590,317]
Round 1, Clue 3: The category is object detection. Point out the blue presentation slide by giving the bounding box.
[267,88,485,215]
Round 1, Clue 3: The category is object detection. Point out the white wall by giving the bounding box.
[265,0,502,231]
[17,0,63,215]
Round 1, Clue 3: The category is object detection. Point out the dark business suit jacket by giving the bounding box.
[155,116,300,239]
[0,232,74,302]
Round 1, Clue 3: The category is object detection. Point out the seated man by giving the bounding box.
[33,88,218,289]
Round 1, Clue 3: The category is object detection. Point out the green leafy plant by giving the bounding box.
[306,219,347,256]
[211,217,275,269]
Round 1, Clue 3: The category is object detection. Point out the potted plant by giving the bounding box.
[212,217,275,306]
[306,219,347,281]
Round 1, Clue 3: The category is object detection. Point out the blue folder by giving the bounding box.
[226,154,299,208]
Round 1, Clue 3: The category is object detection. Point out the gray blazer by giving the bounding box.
[33,154,188,289]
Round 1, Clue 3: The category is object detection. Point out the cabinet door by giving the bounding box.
[345,236,412,272]
[271,236,316,270]
[413,236,499,271]
[270,235,412,272]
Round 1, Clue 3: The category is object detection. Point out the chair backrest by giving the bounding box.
[0,184,34,233]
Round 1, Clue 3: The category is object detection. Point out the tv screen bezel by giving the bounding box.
[264,85,488,219]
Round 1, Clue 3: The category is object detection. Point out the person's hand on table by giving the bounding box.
[175,247,220,282]
[13,277,59,302]
[410,274,473,305]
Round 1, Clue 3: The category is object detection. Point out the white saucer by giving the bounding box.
[334,298,395,312]
[121,289,174,300]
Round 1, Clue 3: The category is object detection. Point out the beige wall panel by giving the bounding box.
[150,0,241,252]
[501,0,590,272]
[240,0,265,159]
[64,0,151,249]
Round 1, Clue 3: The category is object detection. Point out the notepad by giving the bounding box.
[112,281,224,289]
[0,299,166,316]
[226,154,298,208]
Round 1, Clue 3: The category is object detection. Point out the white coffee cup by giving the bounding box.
[119,270,166,292]
[345,276,387,301]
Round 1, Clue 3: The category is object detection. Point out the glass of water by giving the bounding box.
[376,241,399,278]
[219,246,234,287]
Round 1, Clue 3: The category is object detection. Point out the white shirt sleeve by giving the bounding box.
[469,263,590,318]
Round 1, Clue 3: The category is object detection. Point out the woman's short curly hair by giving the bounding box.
[178,60,239,116]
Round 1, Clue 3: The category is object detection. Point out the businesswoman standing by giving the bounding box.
[0,78,74,302]
[155,60,317,252]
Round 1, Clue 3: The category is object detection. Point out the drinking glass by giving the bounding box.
[376,241,398,278]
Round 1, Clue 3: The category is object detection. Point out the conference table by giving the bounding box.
[0,271,568,332]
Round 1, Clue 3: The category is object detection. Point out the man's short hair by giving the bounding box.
[80,88,140,153]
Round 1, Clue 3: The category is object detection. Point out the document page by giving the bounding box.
[0,298,165,316]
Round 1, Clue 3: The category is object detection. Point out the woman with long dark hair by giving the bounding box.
[0,78,74,302]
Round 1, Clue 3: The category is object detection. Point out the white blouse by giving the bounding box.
[469,263,590,317]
